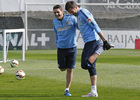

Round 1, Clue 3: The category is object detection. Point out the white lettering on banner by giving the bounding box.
[102,0,140,9]
[31,34,38,46]
[37,33,50,46]
[0,34,19,46]
[107,34,137,47]
[0,33,51,47]
[10,34,18,46]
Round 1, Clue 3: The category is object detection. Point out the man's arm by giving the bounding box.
[98,32,111,50]
[80,9,111,50]
[98,32,106,42]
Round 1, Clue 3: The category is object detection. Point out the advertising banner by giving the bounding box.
[0,32,22,50]
[27,31,57,49]
[0,30,140,50]
[77,30,140,49]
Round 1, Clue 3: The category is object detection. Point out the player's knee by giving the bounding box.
[67,68,73,74]
[81,62,87,69]
[81,59,92,69]
[67,68,73,72]
[88,68,97,76]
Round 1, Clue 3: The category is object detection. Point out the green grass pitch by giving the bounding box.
[0,49,140,100]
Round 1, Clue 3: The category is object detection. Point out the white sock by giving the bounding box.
[91,85,97,93]
[95,47,104,55]
[65,88,69,92]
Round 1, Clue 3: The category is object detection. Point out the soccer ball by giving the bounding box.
[10,60,19,67]
[15,70,25,80]
[0,66,4,74]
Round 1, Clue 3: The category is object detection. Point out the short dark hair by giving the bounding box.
[65,1,77,11]
[53,5,63,11]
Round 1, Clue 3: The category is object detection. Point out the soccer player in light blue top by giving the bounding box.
[65,1,112,97]
[53,5,77,96]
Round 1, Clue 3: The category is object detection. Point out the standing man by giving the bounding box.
[65,1,112,97]
[53,5,77,96]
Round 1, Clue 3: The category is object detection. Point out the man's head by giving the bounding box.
[53,5,64,20]
[65,1,79,16]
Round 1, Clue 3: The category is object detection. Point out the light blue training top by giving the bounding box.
[76,8,101,43]
[53,14,77,48]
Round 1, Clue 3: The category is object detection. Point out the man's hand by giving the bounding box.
[103,41,111,50]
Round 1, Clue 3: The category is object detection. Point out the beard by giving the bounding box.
[72,12,77,16]
[56,15,64,20]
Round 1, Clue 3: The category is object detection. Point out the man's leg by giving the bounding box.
[88,65,98,97]
[82,72,98,97]
[64,68,73,96]
[90,75,98,96]
[64,47,76,96]
[88,46,104,64]
[88,42,115,64]
[66,68,73,89]
[82,52,99,97]
[90,75,97,86]
[81,41,99,97]
[88,53,99,64]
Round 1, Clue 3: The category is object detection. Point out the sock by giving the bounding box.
[91,85,97,93]
[95,47,104,55]
[65,88,69,92]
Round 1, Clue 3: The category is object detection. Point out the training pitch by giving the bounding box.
[0,49,140,100]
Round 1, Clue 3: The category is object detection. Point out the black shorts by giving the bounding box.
[81,40,99,69]
[57,47,77,69]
